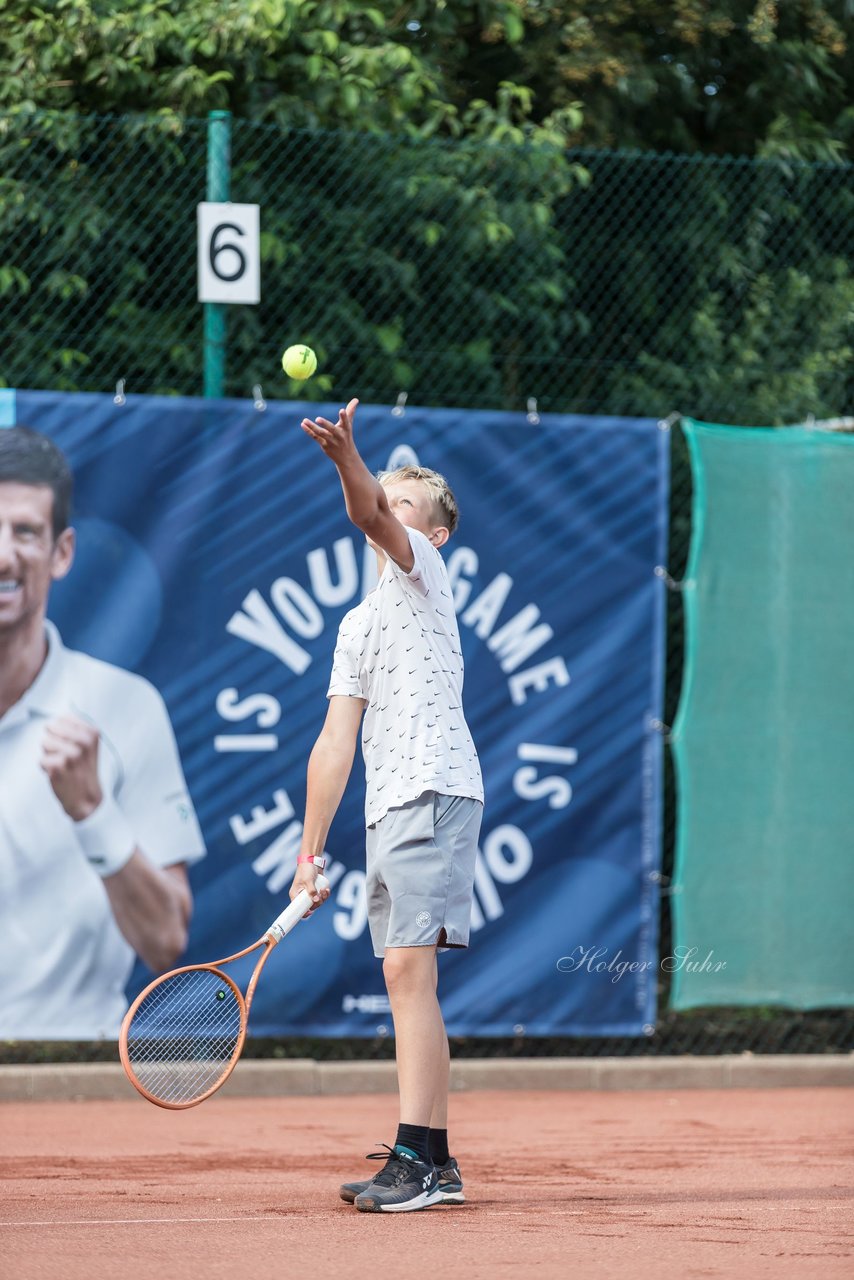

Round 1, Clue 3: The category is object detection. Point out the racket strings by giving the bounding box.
[124,968,244,1106]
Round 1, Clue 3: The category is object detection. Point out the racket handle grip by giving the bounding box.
[267,873,330,943]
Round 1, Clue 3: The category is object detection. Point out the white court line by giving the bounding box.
[0,1210,585,1228]
[0,1217,284,1227]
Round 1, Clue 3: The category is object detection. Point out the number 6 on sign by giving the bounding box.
[119,876,327,1109]
[197,202,260,304]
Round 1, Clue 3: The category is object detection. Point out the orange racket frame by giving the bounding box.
[119,875,328,1110]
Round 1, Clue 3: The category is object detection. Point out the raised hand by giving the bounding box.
[300,397,360,465]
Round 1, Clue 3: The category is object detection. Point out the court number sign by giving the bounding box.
[197,203,260,305]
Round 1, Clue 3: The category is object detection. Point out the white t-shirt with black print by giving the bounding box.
[327,527,483,827]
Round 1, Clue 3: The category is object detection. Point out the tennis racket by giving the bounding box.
[119,875,328,1110]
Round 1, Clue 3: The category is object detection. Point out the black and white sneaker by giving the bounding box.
[340,1154,464,1205]
[352,1145,442,1213]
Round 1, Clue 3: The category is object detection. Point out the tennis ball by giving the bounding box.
[282,344,317,380]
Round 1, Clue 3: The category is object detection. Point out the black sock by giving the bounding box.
[429,1127,449,1165]
[395,1123,430,1162]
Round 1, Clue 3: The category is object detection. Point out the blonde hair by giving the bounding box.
[377,464,459,536]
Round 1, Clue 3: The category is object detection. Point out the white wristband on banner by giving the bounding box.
[74,796,136,878]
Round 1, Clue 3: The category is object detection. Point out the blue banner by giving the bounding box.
[9,390,668,1036]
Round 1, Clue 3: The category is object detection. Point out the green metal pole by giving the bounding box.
[203,109,232,398]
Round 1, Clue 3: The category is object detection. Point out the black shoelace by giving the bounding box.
[364,1143,418,1188]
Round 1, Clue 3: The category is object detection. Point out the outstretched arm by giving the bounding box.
[301,398,414,572]
[289,694,365,909]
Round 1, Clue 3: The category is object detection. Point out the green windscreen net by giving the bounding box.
[670,420,854,1010]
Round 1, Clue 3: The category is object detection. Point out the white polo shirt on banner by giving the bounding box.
[328,527,483,827]
[0,621,205,1040]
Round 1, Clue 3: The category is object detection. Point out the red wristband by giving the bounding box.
[297,854,326,869]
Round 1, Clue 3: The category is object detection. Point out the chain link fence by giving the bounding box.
[1,111,852,1056]
[2,112,851,418]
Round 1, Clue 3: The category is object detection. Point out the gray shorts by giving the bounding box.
[365,791,483,958]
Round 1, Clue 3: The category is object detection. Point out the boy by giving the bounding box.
[288,398,483,1213]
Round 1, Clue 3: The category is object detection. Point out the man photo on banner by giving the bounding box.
[0,427,205,1040]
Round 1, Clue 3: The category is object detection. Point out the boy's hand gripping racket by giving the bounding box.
[119,877,328,1110]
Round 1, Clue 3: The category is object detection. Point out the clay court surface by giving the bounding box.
[1,1087,851,1279]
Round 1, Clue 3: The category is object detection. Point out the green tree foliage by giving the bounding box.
[564,150,853,422]
[0,1,851,421]
[488,1,854,161]
[0,110,589,401]
[0,0,568,140]
[2,1,850,158]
